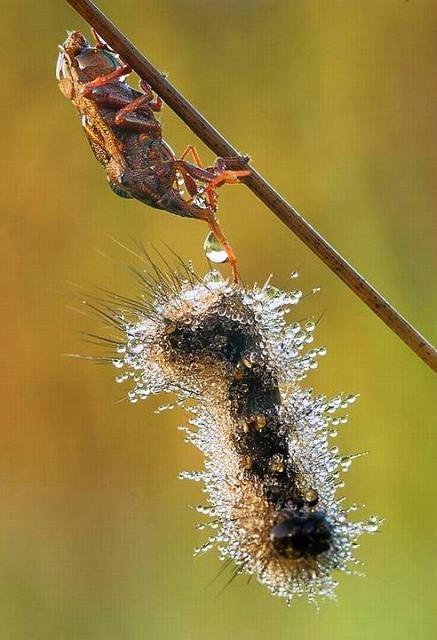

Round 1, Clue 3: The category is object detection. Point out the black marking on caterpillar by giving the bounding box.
[103,265,381,605]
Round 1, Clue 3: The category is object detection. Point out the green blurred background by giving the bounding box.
[2,0,436,638]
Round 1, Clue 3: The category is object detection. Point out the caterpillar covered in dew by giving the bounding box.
[101,261,381,605]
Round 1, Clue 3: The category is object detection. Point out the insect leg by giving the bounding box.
[203,169,251,209]
[173,161,220,208]
[82,65,132,98]
[176,150,251,209]
[139,80,163,112]
[179,167,250,211]
[173,164,199,198]
[179,145,204,167]
[178,148,250,172]
[114,93,158,127]
[204,211,239,283]
[91,28,109,50]
[211,155,251,172]
[108,80,162,133]
[180,203,239,282]
[174,161,217,183]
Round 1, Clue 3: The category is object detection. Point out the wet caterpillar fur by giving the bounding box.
[106,264,381,604]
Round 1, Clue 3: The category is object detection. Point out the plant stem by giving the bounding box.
[65,0,437,373]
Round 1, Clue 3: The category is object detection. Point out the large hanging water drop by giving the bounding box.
[203,231,228,263]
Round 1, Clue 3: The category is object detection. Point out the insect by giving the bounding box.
[57,30,250,281]
[98,261,381,605]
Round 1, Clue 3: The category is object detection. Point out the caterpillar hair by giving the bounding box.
[100,263,381,605]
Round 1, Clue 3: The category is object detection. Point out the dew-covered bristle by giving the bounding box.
[107,268,381,605]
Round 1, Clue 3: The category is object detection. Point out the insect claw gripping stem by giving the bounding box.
[91,26,107,48]
[176,147,251,209]
[139,81,163,112]
[204,169,251,210]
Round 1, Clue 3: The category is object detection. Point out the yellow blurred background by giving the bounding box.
[2,0,436,638]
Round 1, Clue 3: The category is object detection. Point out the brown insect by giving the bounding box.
[57,30,250,281]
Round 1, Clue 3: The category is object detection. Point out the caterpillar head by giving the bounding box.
[270,509,333,559]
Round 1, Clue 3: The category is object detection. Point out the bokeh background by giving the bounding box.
[2,0,437,638]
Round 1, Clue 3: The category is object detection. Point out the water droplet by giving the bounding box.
[194,541,214,555]
[164,321,176,335]
[346,393,359,404]
[255,414,267,430]
[241,356,253,369]
[129,341,144,354]
[204,232,228,263]
[304,488,319,505]
[340,456,352,471]
[192,195,207,209]
[269,454,284,472]
[290,271,299,279]
[203,270,224,287]
[176,172,185,188]
[262,285,282,300]
[366,516,380,532]
[241,455,252,470]
[238,417,250,433]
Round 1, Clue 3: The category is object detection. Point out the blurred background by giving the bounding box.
[1,0,436,638]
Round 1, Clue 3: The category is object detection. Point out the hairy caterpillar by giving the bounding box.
[103,263,381,605]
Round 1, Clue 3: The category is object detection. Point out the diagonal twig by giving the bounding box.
[64,0,437,373]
